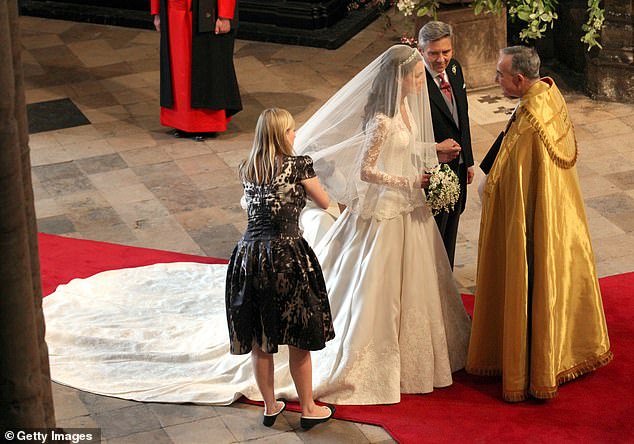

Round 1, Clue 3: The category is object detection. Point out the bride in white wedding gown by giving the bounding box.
[43,45,470,406]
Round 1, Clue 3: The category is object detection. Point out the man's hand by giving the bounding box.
[153,15,160,32]
[467,166,475,184]
[215,17,231,34]
[436,139,461,163]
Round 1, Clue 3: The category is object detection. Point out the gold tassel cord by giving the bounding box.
[523,109,578,169]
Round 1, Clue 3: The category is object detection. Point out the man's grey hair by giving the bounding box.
[501,46,541,80]
[418,21,453,49]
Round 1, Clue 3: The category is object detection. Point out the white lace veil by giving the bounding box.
[295,45,438,220]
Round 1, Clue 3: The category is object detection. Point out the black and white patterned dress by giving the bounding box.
[225,155,335,355]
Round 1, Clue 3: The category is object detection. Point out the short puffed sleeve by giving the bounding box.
[295,155,316,181]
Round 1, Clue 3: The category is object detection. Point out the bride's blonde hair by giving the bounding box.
[240,108,295,184]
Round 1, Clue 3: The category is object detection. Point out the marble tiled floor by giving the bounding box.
[20,11,634,444]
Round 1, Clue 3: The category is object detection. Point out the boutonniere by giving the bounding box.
[451,64,457,75]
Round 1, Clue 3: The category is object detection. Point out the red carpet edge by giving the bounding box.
[38,233,634,444]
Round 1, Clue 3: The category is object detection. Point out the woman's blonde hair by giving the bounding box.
[240,108,295,184]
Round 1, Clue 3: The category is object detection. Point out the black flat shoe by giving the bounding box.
[300,405,336,430]
[168,129,185,138]
[262,400,286,427]
[191,132,217,142]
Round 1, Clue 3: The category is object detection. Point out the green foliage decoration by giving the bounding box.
[353,0,605,49]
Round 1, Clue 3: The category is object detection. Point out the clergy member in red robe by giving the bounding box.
[151,0,242,140]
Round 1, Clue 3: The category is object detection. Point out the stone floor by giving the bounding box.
[19,10,634,444]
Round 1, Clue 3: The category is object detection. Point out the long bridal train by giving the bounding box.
[43,205,470,405]
[44,261,284,405]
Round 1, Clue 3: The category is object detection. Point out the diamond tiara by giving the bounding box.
[400,49,419,66]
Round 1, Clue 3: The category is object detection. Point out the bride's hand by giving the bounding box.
[420,173,431,189]
[412,173,431,190]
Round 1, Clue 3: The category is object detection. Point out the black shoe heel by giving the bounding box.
[300,405,336,430]
[262,400,286,427]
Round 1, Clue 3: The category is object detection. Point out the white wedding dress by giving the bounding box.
[43,108,471,406]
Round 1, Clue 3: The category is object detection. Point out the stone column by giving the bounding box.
[586,0,634,102]
[0,0,56,428]
[553,0,588,72]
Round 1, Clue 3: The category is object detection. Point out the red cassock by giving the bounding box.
[151,0,240,133]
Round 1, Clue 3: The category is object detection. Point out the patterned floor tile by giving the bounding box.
[22,13,633,444]
[27,98,91,133]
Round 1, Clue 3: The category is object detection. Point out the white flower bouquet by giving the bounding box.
[426,164,460,215]
[395,0,419,16]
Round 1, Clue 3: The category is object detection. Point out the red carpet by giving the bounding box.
[39,233,634,443]
[39,233,227,296]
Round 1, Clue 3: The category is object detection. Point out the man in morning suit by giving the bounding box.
[418,21,474,269]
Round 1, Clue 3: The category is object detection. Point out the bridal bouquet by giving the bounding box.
[426,164,460,216]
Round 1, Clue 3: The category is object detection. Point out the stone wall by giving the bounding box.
[418,5,507,90]
[487,0,633,102]
[586,0,634,102]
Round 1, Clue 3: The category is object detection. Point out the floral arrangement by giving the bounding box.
[426,164,460,215]
[351,0,604,49]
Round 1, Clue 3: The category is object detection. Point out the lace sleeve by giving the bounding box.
[360,115,412,190]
